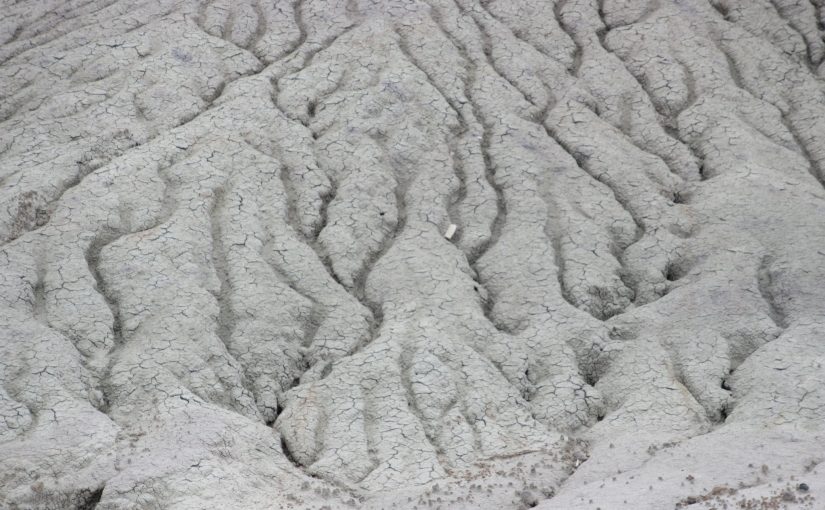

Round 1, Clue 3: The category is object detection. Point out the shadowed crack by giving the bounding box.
[757,255,787,330]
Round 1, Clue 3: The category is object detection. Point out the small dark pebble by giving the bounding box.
[798,483,809,492]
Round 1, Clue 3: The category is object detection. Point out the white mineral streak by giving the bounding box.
[444,224,457,239]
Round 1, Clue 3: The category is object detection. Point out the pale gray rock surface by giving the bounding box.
[0,0,824,509]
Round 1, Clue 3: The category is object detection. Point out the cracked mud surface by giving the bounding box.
[1,0,824,508]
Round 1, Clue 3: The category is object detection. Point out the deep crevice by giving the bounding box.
[77,486,104,510]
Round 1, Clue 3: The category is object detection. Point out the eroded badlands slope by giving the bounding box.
[0,0,824,508]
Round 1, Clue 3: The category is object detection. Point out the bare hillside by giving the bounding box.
[0,1,823,508]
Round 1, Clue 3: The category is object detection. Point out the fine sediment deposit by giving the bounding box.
[1,1,823,508]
